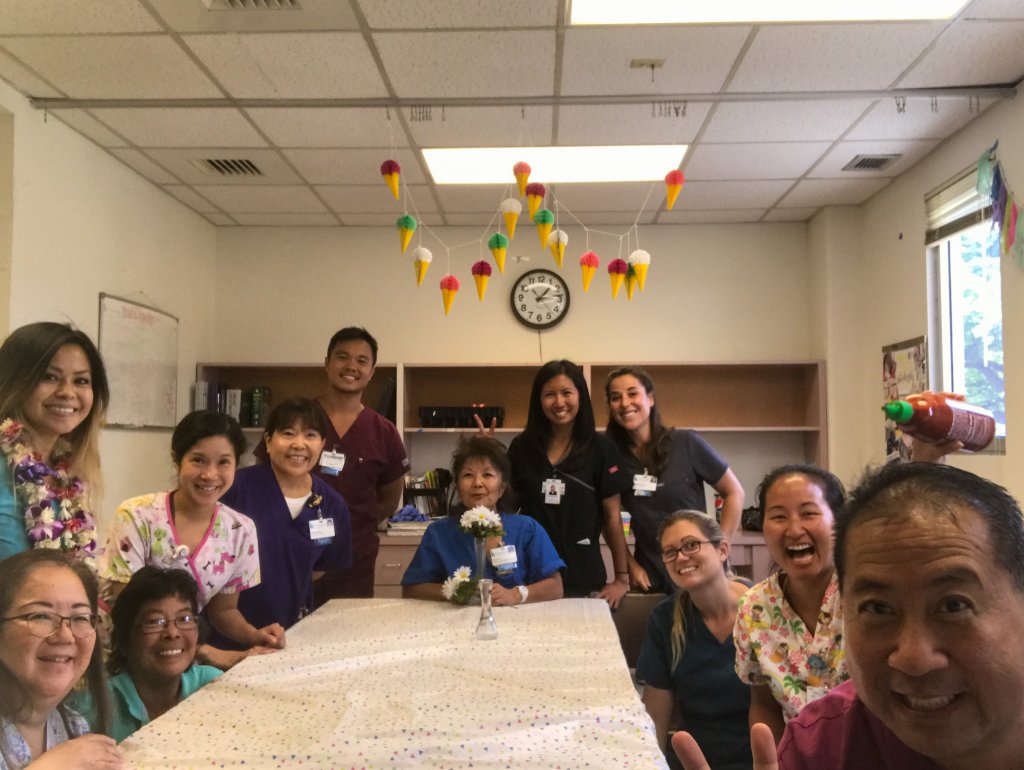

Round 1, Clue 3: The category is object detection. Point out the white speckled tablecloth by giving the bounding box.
[120,598,669,769]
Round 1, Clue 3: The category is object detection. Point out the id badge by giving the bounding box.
[309,517,336,545]
[320,450,346,477]
[633,472,657,497]
[490,545,518,576]
[543,478,565,504]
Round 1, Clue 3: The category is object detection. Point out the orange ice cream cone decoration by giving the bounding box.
[380,159,401,200]
[579,250,600,292]
[625,265,639,300]
[439,274,460,315]
[533,208,554,248]
[547,229,568,268]
[412,246,432,286]
[664,169,685,210]
[500,198,521,240]
[525,182,546,219]
[396,214,417,253]
[628,249,651,291]
[513,161,531,197]
[608,258,628,299]
[487,232,508,273]
[471,260,492,301]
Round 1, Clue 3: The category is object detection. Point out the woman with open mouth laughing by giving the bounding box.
[732,464,849,744]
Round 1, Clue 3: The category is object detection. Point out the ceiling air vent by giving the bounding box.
[200,0,301,10]
[842,154,901,172]
[189,158,264,177]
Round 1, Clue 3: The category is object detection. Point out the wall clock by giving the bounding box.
[510,269,570,330]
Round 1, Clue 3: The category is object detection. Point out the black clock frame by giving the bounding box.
[510,268,570,330]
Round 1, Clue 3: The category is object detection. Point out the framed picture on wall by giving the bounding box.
[882,336,927,462]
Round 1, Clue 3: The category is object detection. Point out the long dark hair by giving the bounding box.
[0,551,110,733]
[520,360,595,463]
[604,366,673,476]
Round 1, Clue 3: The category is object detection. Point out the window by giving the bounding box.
[926,170,1006,448]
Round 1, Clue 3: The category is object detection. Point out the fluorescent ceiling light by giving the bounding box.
[423,145,687,185]
[570,0,968,24]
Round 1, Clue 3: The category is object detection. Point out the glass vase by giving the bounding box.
[475,579,498,640]
[474,536,487,580]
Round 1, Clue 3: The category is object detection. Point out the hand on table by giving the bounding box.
[253,623,286,649]
[199,644,279,671]
[490,583,522,606]
[598,579,629,609]
[673,723,778,770]
[473,413,497,438]
[28,734,124,770]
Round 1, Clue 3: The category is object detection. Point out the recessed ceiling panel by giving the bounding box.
[547,182,664,214]
[962,0,1024,18]
[557,103,710,145]
[247,107,406,148]
[685,142,831,180]
[0,0,161,34]
[90,107,266,148]
[408,106,554,148]
[897,20,1024,87]
[702,100,875,142]
[359,0,557,29]
[659,208,766,224]
[560,210,655,225]
[848,97,996,140]
[779,178,890,207]
[673,180,794,209]
[809,139,939,178]
[342,212,443,226]
[317,184,439,214]
[109,148,178,184]
[148,0,359,33]
[284,148,427,184]
[194,185,329,213]
[435,184,515,213]
[145,148,303,184]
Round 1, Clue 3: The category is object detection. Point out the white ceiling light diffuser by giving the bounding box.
[423,145,687,185]
[569,0,968,25]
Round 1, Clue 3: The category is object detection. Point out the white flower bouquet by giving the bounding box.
[458,506,505,538]
[441,565,478,605]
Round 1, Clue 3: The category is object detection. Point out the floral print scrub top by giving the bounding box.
[733,571,848,720]
[102,492,261,610]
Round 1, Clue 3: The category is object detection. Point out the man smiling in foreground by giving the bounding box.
[675,462,1024,770]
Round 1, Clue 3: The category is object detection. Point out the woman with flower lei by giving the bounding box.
[402,436,564,606]
[0,322,109,567]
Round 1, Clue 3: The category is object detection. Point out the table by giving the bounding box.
[120,598,669,769]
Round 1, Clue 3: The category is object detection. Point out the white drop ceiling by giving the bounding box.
[0,0,1020,227]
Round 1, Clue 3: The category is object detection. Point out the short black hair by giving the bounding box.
[836,462,1024,592]
[108,566,201,676]
[326,327,378,365]
[264,397,328,437]
[755,463,846,519]
[449,435,516,514]
[171,410,247,464]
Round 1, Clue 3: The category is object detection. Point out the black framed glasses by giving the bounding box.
[660,540,715,562]
[136,614,199,634]
[0,611,99,639]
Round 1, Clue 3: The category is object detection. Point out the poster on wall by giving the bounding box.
[98,293,178,428]
[882,336,928,462]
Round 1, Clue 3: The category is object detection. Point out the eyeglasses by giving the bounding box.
[136,615,199,634]
[661,540,715,562]
[0,612,99,639]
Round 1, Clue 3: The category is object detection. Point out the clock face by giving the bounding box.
[510,269,570,330]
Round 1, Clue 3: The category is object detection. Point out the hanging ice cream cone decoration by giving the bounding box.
[396,214,417,253]
[439,274,460,315]
[412,246,432,286]
[625,264,639,300]
[579,250,599,292]
[547,229,568,268]
[525,182,546,219]
[500,198,522,240]
[533,208,554,249]
[608,258,628,299]
[628,249,651,291]
[471,260,492,301]
[380,159,401,200]
[487,232,509,273]
[513,161,531,197]
[664,169,685,210]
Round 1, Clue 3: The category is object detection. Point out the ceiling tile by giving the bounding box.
[962,0,1024,18]
[342,212,443,226]
[764,207,819,222]
[0,0,161,34]
[847,97,995,140]
[435,184,526,213]
[144,148,303,184]
[0,47,63,97]
[55,110,128,147]
[148,0,359,33]
[559,211,655,225]
[90,107,266,148]
[729,23,946,92]
[685,142,831,180]
[673,180,794,209]
[194,185,328,213]
[557,103,711,145]
[374,30,555,98]
[808,139,940,178]
[0,36,222,98]
[561,26,751,96]
[317,184,439,214]
[160,185,220,213]
[183,32,387,99]
[246,107,406,148]
[203,212,236,226]
[359,0,557,29]
[284,148,428,184]
[407,106,554,148]
[232,213,340,226]
[898,20,1024,87]
[547,182,664,214]
[702,100,875,142]
[109,148,178,184]
[659,208,766,224]
[779,178,890,208]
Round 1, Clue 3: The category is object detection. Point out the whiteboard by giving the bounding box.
[98,294,178,428]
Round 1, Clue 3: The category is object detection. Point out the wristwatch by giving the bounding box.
[516,585,529,604]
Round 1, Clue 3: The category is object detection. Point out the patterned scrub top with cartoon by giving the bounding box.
[102,491,261,610]
[733,571,848,721]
